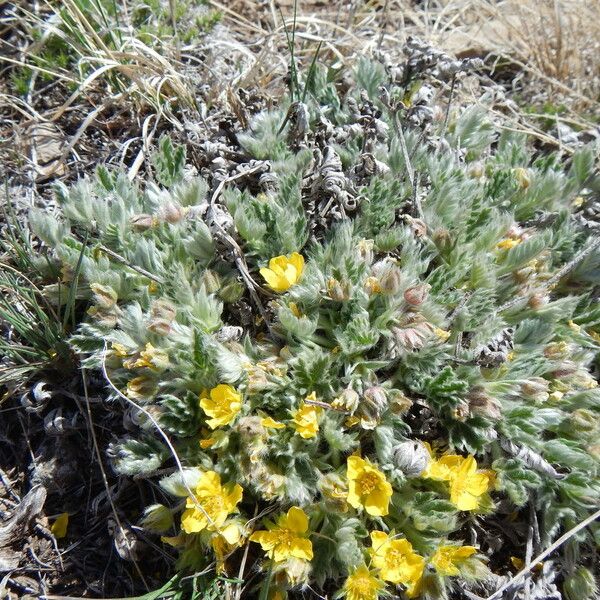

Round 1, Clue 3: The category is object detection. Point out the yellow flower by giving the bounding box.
[211,521,243,573]
[126,375,156,400]
[292,394,322,439]
[180,471,243,534]
[199,437,215,449]
[433,327,451,341]
[111,342,130,358]
[346,456,393,516]
[344,415,361,428]
[567,320,581,333]
[342,564,384,600]
[497,238,521,250]
[449,456,493,511]
[369,531,424,595]
[133,342,169,370]
[51,513,69,539]
[510,556,544,572]
[432,544,477,576]
[364,276,382,295]
[250,506,313,562]
[548,390,564,402]
[160,534,185,547]
[260,253,304,292]
[200,384,242,429]
[319,473,350,511]
[422,454,465,481]
[289,302,302,317]
[261,416,286,429]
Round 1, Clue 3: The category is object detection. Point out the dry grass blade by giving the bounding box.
[485,507,600,600]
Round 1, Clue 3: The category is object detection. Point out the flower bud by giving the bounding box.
[275,557,311,587]
[468,161,484,179]
[388,389,413,414]
[87,305,120,328]
[360,386,387,421]
[327,278,350,301]
[126,376,158,401]
[151,299,176,322]
[544,341,570,359]
[393,440,430,477]
[551,361,578,378]
[159,201,185,224]
[514,167,531,189]
[452,401,470,421]
[140,504,173,533]
[570,409,597,433]
[332,388,360,413]
[148,299,176,335]
[404,283,430,306]
[364,276,382,295]
[90,283,118,309]
[520,377,549,402]
[131,214,155,231]
[356,238,374,264]
[148,318,171,336]
[379,266,402,295]
[467,386,502,420]
[528,292,549,309]
[219,279,245,303]
[235,415,266,439]
[405,216,427,237]
[432,228,453,254]
[202,270,222,294]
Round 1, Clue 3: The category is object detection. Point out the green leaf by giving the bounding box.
[569,144,595,187]
[152,134,186,187]
[493,458,542,507]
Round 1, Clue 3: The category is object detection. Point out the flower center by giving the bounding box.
[201,495,223,518]
[275,528,296,549]
[358,471,379,495]
[351,575,374,596]
[386,547,408,568]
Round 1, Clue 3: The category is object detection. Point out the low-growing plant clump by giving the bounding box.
[3,39,600,600]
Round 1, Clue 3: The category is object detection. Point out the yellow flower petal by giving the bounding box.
[292,401,321,439]
[432,545,477,576]
[422,454,465,481]
[261,416,286,429]
[283,506,308,534]
[497,238,521,250]
[51,513,69,539]
[448,456,493,511]
[220,522,242,545]
[289,252,305,274]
